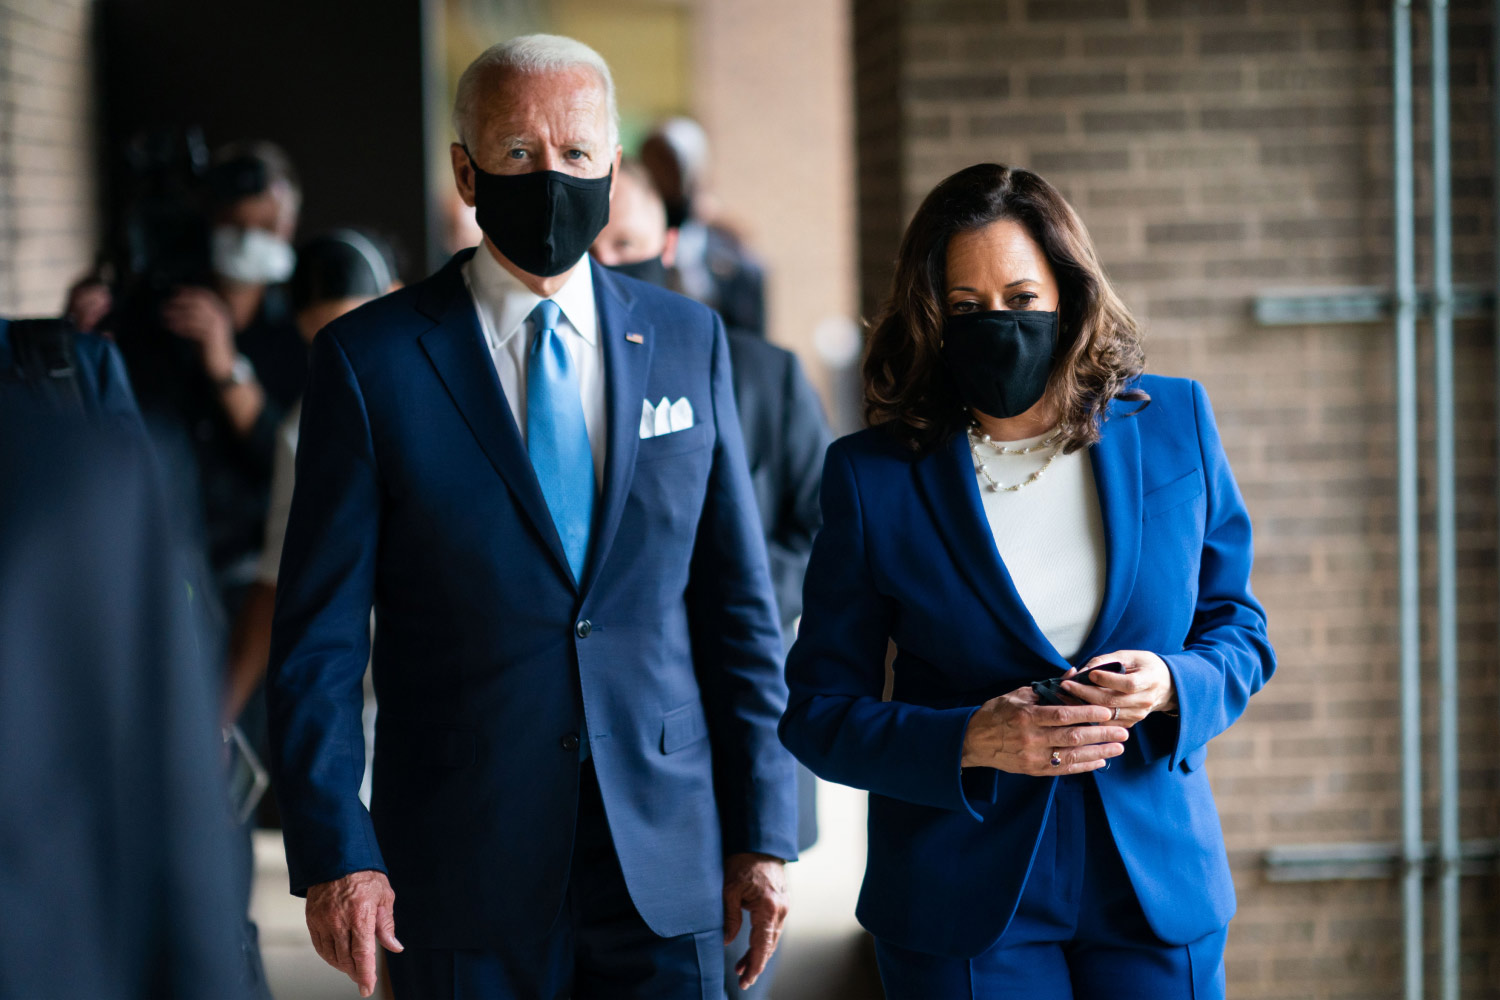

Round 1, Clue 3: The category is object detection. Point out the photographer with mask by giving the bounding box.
[115,140,306,629]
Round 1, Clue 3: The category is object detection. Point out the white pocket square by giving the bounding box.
[640,396,695,439]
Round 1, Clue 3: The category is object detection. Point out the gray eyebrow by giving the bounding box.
[495,134,599,152]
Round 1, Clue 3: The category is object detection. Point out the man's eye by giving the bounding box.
[508,149,527,159]
[566,149,586,160]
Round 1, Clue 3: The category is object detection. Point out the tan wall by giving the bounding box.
[0,1,98,316]
[856,0,1500,996]
[691,0,858,400]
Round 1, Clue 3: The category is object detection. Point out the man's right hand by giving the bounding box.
[305,870,403,998]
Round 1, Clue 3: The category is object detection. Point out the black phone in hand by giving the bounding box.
[1029,661,1125,706]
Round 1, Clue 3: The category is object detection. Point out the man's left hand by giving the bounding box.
[722,851,788,991]
[1061,649,1177,726]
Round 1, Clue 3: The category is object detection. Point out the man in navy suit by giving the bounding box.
[266,34,798,1000]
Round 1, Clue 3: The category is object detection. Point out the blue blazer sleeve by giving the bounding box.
[266,328,386,894]
[687,316,800,861]
[1149,380,1276,769]
[779,441,986,820]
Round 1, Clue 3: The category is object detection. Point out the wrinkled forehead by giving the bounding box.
[470,65,611,148]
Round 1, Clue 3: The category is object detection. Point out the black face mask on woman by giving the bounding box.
[940,309,1059,419]
[466,149,613,278]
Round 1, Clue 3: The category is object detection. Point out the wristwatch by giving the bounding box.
[216,353,256,390]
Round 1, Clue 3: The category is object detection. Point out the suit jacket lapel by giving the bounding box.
[580,261,653,596]
[1076,401,1143,659]
[913,432,1069,668]
[417,250,576,588]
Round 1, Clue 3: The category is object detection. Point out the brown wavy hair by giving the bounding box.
[863,162,1148,455]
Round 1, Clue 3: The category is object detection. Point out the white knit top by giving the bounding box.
[970,428,1106,661]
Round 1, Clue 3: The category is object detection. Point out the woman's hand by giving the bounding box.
[962,684,1128,776]
[1061,650,1177,726]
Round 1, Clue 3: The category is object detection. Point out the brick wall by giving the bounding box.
[855,1,1499,996]
[0,1,98,317]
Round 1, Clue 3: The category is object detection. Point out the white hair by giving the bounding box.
[452,34,620,150]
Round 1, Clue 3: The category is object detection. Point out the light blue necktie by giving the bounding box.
[526,299,595,584]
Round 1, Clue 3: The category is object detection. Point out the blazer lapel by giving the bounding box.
[579,261,653,596]
[416,250,576,589]
[912,432,1070,669]
[1075,402,1143,659]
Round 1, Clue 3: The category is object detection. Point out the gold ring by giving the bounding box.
[1049,751,1062,767]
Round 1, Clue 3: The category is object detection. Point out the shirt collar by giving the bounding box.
[467,243,598,348]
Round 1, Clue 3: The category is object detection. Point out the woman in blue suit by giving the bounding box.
[779,163,1274,998]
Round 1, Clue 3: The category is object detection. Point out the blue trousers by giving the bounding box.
[874,774,1227,1000]
[386,762,723,1000]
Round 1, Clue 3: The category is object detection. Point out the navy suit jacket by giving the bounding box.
[267,251,798,948]
[779,375,1274,957]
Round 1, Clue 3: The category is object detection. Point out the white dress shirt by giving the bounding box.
[973,428,1106,661]
[462,246,607,488]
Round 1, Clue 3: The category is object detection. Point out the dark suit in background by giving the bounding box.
[723,330,831,999]
[727,332,831,656]
[0,416,250,1000]
[673,221,767,338]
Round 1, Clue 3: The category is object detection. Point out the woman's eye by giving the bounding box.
[951,301,978,314]
[1009,293,1037,308]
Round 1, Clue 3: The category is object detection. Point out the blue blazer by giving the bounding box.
[779,375,1274,957]
[267,251,798,948]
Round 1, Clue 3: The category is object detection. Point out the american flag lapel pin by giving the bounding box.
[625,332,645,345]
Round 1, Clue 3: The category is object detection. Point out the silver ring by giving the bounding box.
[1111,706,1119,721]
[1049,751,1062,767]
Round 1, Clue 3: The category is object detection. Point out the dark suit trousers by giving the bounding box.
[385,762,723,1000]
[873,774,1227,1000]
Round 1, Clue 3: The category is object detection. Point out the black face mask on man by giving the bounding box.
[605,255,669,288]
[465,148,613,278]
[940,309,1059,419]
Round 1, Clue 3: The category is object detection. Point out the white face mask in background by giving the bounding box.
[212,225,296,285]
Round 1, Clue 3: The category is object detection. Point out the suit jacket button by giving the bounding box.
[575,620,592,638]
[560,733,581,752]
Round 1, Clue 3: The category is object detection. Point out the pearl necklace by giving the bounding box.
[968,426,1064,493]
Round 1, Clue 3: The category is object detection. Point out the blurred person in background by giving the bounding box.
[592,162,829,1000]
[107,138,306,1000]
[64,274,114,334]
[0,411,251,1000]
[779,163,1275,999]
[224,228,400,726]
[267,34,797,1000]
[114,139,307,636]
[640,117,767,337]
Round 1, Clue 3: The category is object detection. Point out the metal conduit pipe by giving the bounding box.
[1391,3,1424,999]
[1429,2,1460,998]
